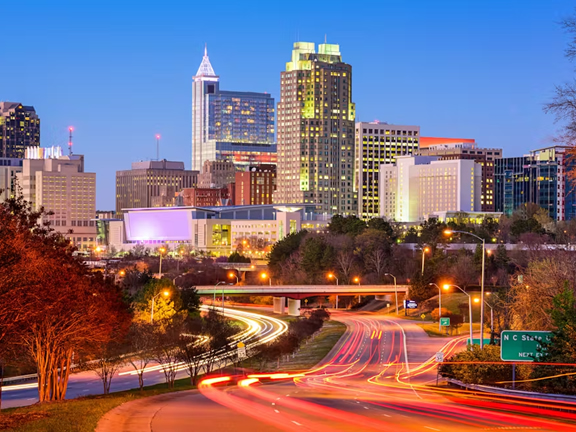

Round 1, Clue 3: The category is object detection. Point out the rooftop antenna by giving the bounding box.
[68,127,74,155]
[156,134,161,160]
[324,34,327,44]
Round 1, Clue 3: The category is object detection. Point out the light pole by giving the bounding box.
[215,281,226,307]
[158,247,166,278]
[421,246,430,275]
[444,230,486,349]
[228,272,239,284]
[444,284,473,343]
[474,297,494,343]
[384,273,398,315]
[327,273,339,309]
[429,283,442,332]
[260,272,271,286]
[151,290,170,324]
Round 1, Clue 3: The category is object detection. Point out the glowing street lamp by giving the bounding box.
[158,247,166,277]
[119,270,126,277]
[443,284,473,343]
[421,246,430,275]
[327,273,339,309]
[151,290,170,324]
[353,276,360,285]
[444,229,487,349]
[228,272,239,284]
[260,272,271,286]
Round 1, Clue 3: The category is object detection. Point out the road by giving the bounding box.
[106,312,576,432]
[2,307,287,409]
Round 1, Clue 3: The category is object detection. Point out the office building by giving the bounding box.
[380,156,482,222]
[0,102,40,159]
[197,160,236,188]
[355,122,420,219]
[191,47,276,171]
[417,140,502,212]
[16,148,96,250]
[0,158,23,202]
[275,42,356,215]
[495,146,576,221]
[115,160,198,216]
[180,186,233,207]
[235,164,276,206]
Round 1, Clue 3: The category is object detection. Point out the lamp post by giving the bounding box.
[151,290,170,324]
[260,272,271,286]
[158,247,166,278]
[384,273,398,315]
[327,273,339,309]
[421,246,430,275]
[429,283,442,332]
[444,230,486,349]
[444,284,473,343]
[474,297,494,343]
[215,281,226,307]
[228,272,239,284]
[353,277,361,303]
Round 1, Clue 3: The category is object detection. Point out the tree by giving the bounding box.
[367,218,395,239]
[440,345,512,385]
[152,322,183,389]
[175,317,208,385]
[127,322,156,391]
[300,236,335,283]
[431,308,451,322]
[228,252,251,263]
[335,250,356,284]
[203,309,238,374]
[328,215,367,236]
[91,340,125,395]
[267,230,308,277]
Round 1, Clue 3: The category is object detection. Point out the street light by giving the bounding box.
[327,273,339,309]
[444,229,486,349]
[353,276,360,285]
[443,284,473,343]
[474,297,494,343]
[151,290,170,324]
[421,246,430,275]
[215,281,226,309]
[260,272,271,286]
[429,283,442,332]
[119,270,126,277]
[384,273,398,315]
[228,272,239,284]
[158,247,166,278]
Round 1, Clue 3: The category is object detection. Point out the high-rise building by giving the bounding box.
[197,160,236,188]
[16,149,96,250]
[380,156,482,222]
[495,146,576,221]
[417,139,502,212]
[275,42,356,214]
[115,160,198,216]
[0,157,23,203]
[0,102,40,159]
[355,122,420,219]
[235,164,276,206]
[191,47,276,171]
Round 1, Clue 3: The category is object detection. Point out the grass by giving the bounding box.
[417,322,482,337]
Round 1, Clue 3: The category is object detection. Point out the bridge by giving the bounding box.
[196,284,409,316]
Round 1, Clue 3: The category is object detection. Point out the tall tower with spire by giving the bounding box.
[192,45,219,171]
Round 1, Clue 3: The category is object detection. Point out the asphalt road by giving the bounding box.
[117,312,576,432]
[2,307,287,409]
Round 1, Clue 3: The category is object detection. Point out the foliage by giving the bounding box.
[267,230,308,277]
[328,214,367,236]
[431,307,452,322]
[439,345,513,385]
[300,235,336,283]
[228,252,251,263]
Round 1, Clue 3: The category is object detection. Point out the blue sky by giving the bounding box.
[2,0,574,209]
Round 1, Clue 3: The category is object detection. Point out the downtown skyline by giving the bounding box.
[1,0,574,208]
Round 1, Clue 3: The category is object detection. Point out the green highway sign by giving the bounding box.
[500,331,552,362]
[467,338,491,346]
[440,317,450,326]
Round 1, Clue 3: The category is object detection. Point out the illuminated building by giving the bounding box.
[274,42,356,215]
[0,158,23,203]
[180,186,233,207]
[235,164,276,205]
[0,102,40,159]
[380,156,482,222]
[417,139,502,212]
[191,46,275,171]
[197,160,236,188]
[17,148,96,250]
[355,122,420,220]
[115,160,198,216]
[495,146,576,221]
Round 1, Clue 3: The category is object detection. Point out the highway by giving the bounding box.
[1,307,287,409]
[126,312,576,432]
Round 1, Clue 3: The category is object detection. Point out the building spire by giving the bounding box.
[195,44,216,77]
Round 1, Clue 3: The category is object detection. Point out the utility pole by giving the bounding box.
[156,134,161,160]
[68,127,74,155]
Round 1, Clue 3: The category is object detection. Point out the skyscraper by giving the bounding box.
[0,102,40,158]
[275,42,356,214]
[191,47,275,171]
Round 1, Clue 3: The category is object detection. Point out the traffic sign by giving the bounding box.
[435,352,444,362]
[440,317,450,326]
[404,300,418,309]
[420,313,426,319]
[237,341,247,359]
[500,331,552,362]
[467,338,491,346]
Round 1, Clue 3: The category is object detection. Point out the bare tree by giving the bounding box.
[335,250,356,284]
[365,249,387,281]
[176,334,208,385]
[127,322,155,391]
[152,324,182,389]
[92,341,124,395]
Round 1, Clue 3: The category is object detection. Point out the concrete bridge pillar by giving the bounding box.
[273,296,285,314]
[375,295,392,301]
[287,299,301,316]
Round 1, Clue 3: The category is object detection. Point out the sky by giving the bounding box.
[2,0,575,209]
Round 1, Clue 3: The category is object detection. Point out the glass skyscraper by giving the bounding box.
[191,47,275,171]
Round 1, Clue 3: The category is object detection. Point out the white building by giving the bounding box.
[380,156,481,222]
[0,158,22,203]
[16,149,96,250]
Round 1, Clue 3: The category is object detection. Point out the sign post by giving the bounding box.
[237,341,247,359]
[404,300,418,316]
[435,352,444,386]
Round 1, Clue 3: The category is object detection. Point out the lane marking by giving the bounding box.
[274,409,280,413]
[424,427,440,431]
[292,421,302,426]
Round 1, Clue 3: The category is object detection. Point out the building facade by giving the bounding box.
[417,141,502,212]
[235,164,276,206]
[191,47,275,171]
[197,160,236,188]
[355,122,420,219]
[380,156,482,222]
[0,157,23,202]
[0,102,40,159]
[16,150,96,250]
[495,146,576,221]
[115,160,198,216]
[274,42,356,215]
[180,187,232,207]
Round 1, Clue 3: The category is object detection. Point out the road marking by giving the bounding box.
[292,421,302,426]
[274,409,280,413]
[363,406,369,410]
[271,402,275,405]
[424,427,440,431]
[382,414,391,417]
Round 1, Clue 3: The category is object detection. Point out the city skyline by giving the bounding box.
[1,0,573,209]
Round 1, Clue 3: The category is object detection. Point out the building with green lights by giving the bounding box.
[274,42,356,215]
